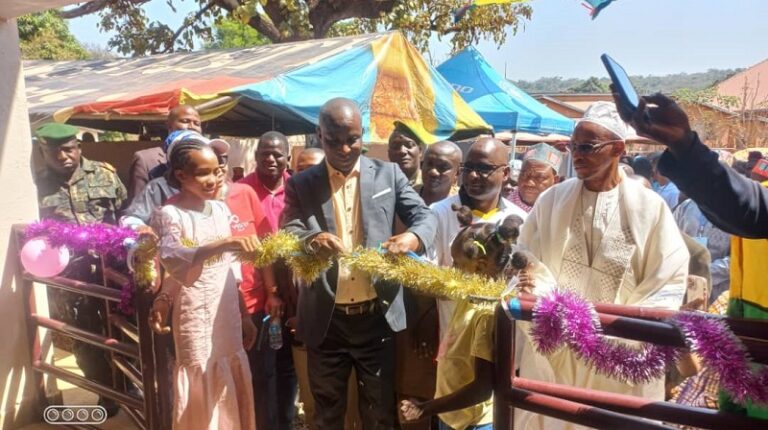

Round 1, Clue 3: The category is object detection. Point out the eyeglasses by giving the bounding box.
[460,163,505,178]
[518,172,553,183]
[568,140,622,154]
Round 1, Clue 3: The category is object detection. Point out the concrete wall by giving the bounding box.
[0,18,45,429]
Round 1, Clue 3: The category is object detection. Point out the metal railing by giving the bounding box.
[15,225,172,429]
[493,294,768,429]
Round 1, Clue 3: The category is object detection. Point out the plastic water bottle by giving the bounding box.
[268,317,283,350]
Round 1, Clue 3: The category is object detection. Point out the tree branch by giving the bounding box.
[246,14,282,43]
[212,0,283,43]
[308,0,397,38]
[262,0,285,30]
[59,0,150,19]
[164,0,216,53]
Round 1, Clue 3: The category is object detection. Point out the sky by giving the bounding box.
[68,0,768,81]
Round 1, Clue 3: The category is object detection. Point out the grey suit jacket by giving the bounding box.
[128,147,166,201]
[281,156,437,347]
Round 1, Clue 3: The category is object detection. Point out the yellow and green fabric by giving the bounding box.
[721,181,768,419]
[229,32,489,144]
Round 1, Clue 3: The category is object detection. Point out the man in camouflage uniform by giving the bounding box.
[35,123,127,415]
[36,124,126,223]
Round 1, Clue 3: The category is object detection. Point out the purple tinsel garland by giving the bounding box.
[520,289,768,406]
[675,312,768,404]
[26,219,137,260]
[529,289,678,385]
[25,220,138,315]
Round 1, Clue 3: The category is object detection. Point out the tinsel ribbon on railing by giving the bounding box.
[25,221,768,408]
[505,289,768,407]
[25,220,157,315]
[24,221,507,315]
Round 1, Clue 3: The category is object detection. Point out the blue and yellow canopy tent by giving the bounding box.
[24,32,489,143]
[437,46,574,137]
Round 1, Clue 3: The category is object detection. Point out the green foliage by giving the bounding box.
[671,87,740,109]
[513,69,743,95]
[347,1,533,53]
[18,11,89,60]
[567,77,610,94]
[206,17,270,49]
[60,0,532,57]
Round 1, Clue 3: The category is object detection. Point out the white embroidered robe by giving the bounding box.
[515,176,689,430]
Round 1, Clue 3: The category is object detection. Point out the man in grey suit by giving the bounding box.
[126,105,201,200]
[281,98,436,430]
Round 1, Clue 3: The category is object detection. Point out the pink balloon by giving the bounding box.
[20,237,70,278]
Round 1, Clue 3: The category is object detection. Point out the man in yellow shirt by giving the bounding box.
[282,98,436,429]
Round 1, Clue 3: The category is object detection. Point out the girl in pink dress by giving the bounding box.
[150,137,258,430]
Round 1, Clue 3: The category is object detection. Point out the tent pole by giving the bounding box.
[510,132,518,162]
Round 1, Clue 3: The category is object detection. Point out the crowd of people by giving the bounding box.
[31,89,768,430]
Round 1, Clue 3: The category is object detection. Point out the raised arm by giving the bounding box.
[280,177,323,249]
[612,89,768,238]
[658,134,768,238]
[392,164,437,252]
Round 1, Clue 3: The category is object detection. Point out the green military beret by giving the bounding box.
[36,123,79,145]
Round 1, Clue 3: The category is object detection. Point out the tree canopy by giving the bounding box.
[513,69,742,95]
[59,0,532,57]
[566,76,609,94]
[18,10,89,60]
[206,16,270,49]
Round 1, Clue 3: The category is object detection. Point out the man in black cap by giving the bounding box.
[35,123,127,415]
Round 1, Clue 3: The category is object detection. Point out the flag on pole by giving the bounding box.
[582,0,617,19]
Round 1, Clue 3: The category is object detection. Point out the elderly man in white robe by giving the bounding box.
[515,102,689,430]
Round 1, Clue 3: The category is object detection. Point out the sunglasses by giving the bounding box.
[568,140,622,154]
[460,163,506,178]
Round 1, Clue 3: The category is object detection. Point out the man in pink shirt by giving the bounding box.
[237,131,296,430]
[239,131,292,231]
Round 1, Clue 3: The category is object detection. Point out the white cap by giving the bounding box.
[577,101,636,140]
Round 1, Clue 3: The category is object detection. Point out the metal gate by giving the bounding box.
[492,294,768,429]
[15,225,172,429]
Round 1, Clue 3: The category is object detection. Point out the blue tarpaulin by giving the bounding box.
[437,47,574,136]
[227,32,489,144]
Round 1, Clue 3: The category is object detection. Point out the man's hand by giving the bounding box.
[516,263,536,295]
[611,87,695,156]
[308,232,346,259]
[265,293,285,320]
[400,399,426,421]
[285,316,298,335]
[242,315,257,350]
[149,299,171,335]
[382,232,421,254]
[680,298,706,312]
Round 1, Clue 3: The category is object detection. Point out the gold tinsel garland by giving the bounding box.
[135,231,505,306]
[238,231,333,283]
[132,236,158,289]
[340,248,507,303]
